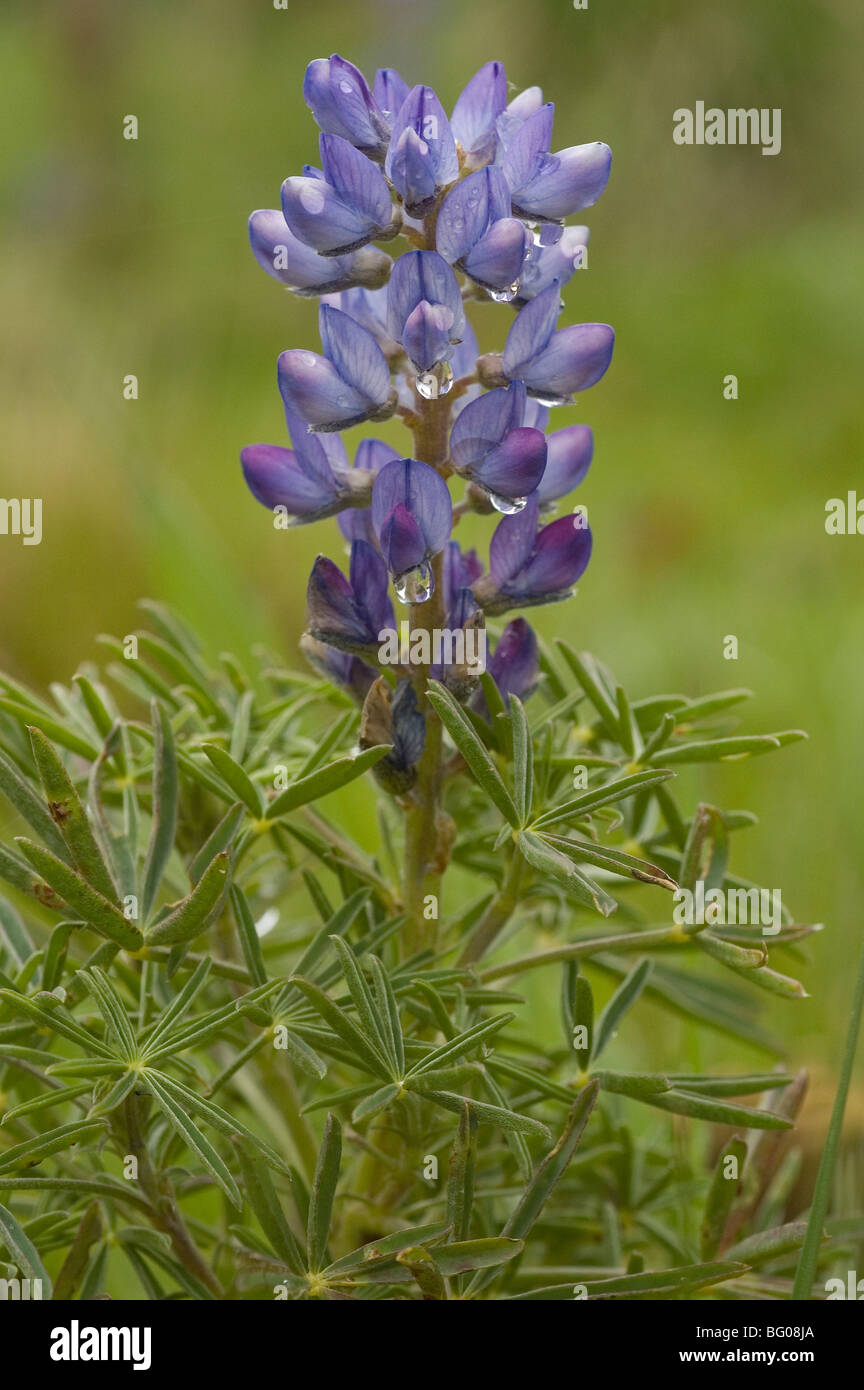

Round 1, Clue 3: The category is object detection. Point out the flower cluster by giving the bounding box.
[241,55,613,786]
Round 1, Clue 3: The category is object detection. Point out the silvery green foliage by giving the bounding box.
[0,597,847,1303]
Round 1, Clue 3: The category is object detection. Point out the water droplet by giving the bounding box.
[489,282,520,303]
[532,392,569,408]
[302,352,318,367]
[394,561,434,604]
[488,492,528,514]
[416,361,454,399]
[339,80,353,93]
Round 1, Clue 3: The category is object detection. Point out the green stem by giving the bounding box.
[479,924,688,982]
[792,930,864,1298]
[458,851,525,966]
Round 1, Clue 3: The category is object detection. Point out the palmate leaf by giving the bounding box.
[427,681,521,828]
[516,830,617,916]
[142,1070,241,1208]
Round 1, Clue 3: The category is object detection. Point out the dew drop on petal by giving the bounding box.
[339,80,353,93]
[488,492,528,514]
[416,361,454,399]
[394,560,434,604]
[489,282,520,303]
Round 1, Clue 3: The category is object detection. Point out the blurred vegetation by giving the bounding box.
[1,0,862,1120]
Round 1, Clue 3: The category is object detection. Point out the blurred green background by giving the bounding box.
[1,0,862,1121]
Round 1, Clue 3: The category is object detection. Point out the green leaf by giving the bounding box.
[139,957,212,1057]
[421,1090,551,1140]
[594,958,653,1060]
[0,1201,52,1294]
[649,735,782,765]
[352,1083,400,1123]
[13,840,141,950]
[447,1103,478,1245]
[1,1082,93,1123]
[516,830,616,916]
[230,886,267,988]
[505,1081,599,1242]
[76,967,137,1059]
[679,803,728,899]
[141,701,179,923]
[639,1088,793,1130]
[594,1070,671,1098]
[0,898,34,968]
[0,747,69,861]
[290,977,392,1080]
[404,1013,513,1080]
[701,1136,747,1259]
[0,699,98,760]
[143,1069,288,1174]
[793,929,864,1298]
[509,696,533,824]
[359,1238,523,1284]
[143,1071,241,1208]
[307,1113,341,1273]
[426,682,521,828]
[266,745,391,821]
[569,974,593,1069]
[232,1142,305,1277]
[727,1221,809,1267]
[0,988,117,1058]
[566,1261,749,1300]
[395,1245,448,1298]
[554,644,619,737]
[324,1222,451,1277]
[145,851,230,947]
[51,1200,102,1301]
[328,936,395,1071]
[28,727,119,903]
[0,1120,107,1175]
[201,742,262,816]
[532,768,674,831]
[189,802,245,885]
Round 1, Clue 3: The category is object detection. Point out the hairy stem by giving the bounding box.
[458,850,525,966]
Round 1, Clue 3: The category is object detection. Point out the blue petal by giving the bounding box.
[513,142,612,220]
[318,304,392,407]
[471,427,547,500]
[537,426,593,503]
[451,61,507,163]
[450,382,525,470]
[350,538,395,633]
[386,127,437,214]
[488,618,539,703]
[372,458,453,557]
[240,444,338,516]
[502,282,562,377]
[499,104,554,191]
[402,301,456,371]
[373,68,411,125]
[488,494,540,585]
[249,210,357,291]
[280,176,374,255]
[463,217,530,291]
[307,554,377,644]
[303,55,386,156]
[379,501,428,575]
[319,134,393,229]
[516,515,592,596]
[386,85,459,197]
[518,226,588,301]
[519,323,615,398]
[277,350,369,429]
[387,250,465,347]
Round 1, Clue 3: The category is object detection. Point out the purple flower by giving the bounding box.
[501,282,614,405]
[486,618,540,709]
[536,425,593,506]
[249,211,391,296]
[278,304,394,431]
[337,438,401,544]
[387,251,465,374]
[473,494,592,613]
[306,539,394,653]
[371,458,452,601]
[385,86,459,217]
[321,286,401,356]
[441,540,483,614]
[450,60,507,167]
[281,135,397,257]
[517,226,588,304]
[300,635,376,704]
[449,382,547,506]
[303,55,390,159]
[373,68,411,123]
[241,412,368,522]
[437,167,530,295]
[499,105,612,222]
[496,86,545,145]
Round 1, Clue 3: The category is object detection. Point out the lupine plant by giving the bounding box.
[0,56,855,1303]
